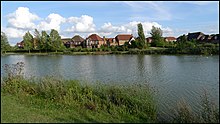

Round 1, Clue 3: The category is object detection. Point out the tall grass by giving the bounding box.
[1,62,219,123]
[171,91,219,123]
[1,62,157,122]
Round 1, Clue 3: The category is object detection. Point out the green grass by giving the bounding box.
[1,76,157,123]
[2,76,219,123]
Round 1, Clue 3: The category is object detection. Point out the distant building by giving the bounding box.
[210,34,219,44]
[62,38,72,48]
[146,37,153,43]
[16,40,24,48]
[115,34,134,46]
[177,32,219,44]
[106,38,117,47]
[85,34,104,48]
[164,37,176,42]
[71,35,85,48]
[187,32,204,41]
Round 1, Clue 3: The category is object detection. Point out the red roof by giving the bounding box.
[106,38,114,43]
[165,37,176,41]
[87,34,103,41]
[115,34,133,41]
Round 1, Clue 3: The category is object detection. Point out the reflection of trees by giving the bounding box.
[137,55,145,78]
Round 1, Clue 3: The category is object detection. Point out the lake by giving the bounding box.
[1,54,219,120]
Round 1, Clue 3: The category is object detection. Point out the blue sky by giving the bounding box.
[1,1,219,46]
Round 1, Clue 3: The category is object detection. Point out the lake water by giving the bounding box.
[1,54,219,120]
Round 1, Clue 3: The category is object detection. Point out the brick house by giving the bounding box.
[164,37,177,42]
[85,34,104,48]
[115,34,134,46]
[71,35,85,48]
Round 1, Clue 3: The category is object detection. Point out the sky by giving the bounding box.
[1,1,219,46]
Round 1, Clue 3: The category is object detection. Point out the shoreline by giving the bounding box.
[1,50,218,56]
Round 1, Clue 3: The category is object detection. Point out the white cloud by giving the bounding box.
[98,21,173,38]
[37,13,65,32]
[66,15,96,33]
[7,7,39,29]
[3,7,174,45]
[2,27,26,39]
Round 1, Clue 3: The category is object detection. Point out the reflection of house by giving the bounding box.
[164,37,176,42]
[115,34,134,46]
[85,34,104,48]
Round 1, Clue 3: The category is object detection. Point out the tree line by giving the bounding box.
[1,23,219,55]
[23,29,65,53]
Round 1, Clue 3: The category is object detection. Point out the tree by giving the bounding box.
[150,26,164,47]
[137,23,146,49]
[176,34,188,49]
[49,29,64,52]
[1,32,11,54]
[41,31,50,52]
[23,31,34,53]
[34,29,41,51]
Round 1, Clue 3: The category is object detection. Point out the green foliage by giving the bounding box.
[40,31,50,52]
[1,32,11,54]
[150,26,164,47]
[34,29,41,50]
[1,62,157,123]
[23,31,34,53]
[130,40,139,48]
[137,23,146,49]
[49,29,64,52]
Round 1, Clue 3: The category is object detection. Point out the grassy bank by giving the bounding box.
[1,62,219,123]
[1,76,157,123]
[2,43,219,56]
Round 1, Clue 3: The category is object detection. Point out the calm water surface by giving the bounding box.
[1,54,219,120]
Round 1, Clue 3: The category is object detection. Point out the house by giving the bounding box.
[62,38,72,48]
[164,37,176,42]
[16,38,38,49]
[146,37,153,43]
[85,34,104,48]
[187,32,204,41]
[210,34,219,44]
[199,35,211,43]
[71,35,85,48]
[106,38,118,47]
[115,34,134,46]
[16,40,24,48]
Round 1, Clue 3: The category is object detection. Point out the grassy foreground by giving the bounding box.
[1,62,219,123]
[1,76,156,123]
